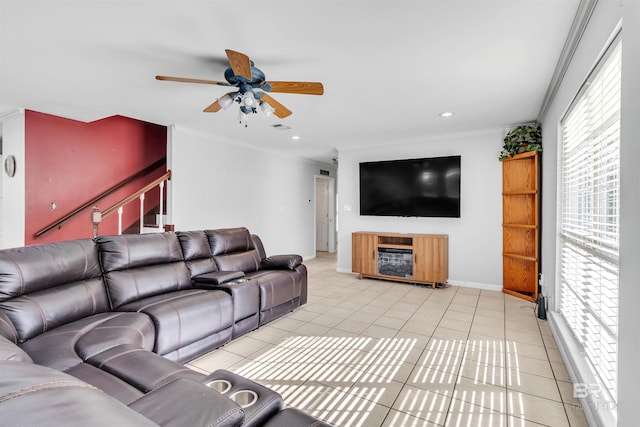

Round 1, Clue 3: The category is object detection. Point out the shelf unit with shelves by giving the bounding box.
[502,151,539,302]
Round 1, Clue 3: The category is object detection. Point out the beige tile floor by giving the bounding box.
[187,252,589,427]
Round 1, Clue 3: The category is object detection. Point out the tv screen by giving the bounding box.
[359,155,461,217]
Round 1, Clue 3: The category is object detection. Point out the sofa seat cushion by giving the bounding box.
[245,270,303,312]
[20,312,155,371]
[87,344,205,392]
[162,327,234,364]
[118,289,233,356]
[0,360,158,426]
[75,312,156,360]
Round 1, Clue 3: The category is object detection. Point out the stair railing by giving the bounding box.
[100,170,171,235]
[34,159,167,239]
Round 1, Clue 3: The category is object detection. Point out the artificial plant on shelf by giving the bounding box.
[499,124,542,161]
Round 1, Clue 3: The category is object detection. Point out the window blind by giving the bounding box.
[558,38,621,402]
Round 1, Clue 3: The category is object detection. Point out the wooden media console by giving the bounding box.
[352,231,448,288]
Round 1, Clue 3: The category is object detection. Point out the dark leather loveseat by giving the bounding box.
[0,228,328,427]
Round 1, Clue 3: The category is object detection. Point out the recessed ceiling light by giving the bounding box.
[439,112,455,118]
[291,135,301,141]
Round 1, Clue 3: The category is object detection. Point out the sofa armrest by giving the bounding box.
[129,378,244,427]
[261,255,303,271]
[0,336,32,363]
[193,271,245,285]
[0,310,18,344]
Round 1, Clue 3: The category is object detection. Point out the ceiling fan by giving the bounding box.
[156,49,324,125]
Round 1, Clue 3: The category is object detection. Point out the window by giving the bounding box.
[558,37,621,403]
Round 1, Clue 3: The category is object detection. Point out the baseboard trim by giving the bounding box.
[333,271,501,292]
[446,280,502,292]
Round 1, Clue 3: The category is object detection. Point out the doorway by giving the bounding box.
[0,124,3,247]
[315,176,336,253]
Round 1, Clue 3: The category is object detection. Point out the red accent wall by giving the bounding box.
[25,111,167,245]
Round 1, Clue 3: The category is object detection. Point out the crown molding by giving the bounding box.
[0,108,25,122]
[537,0,599,121]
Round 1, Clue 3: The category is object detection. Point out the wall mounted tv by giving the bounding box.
[359,155,461,217]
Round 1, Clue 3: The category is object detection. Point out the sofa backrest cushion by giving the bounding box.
[95,233,191,309]
[0,239,109,343]
[0,239,102,300]
[251,234,268,261]
[205,228,253,256]
[176,231,217,278]
[213,251,262,274]
[205,228,262,274]
[96,233,184,271]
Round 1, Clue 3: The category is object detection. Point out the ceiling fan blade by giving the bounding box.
[156,75,228,85]
[268,81,324,95]
[203,91,238,112]
[259,92,292,118]
[203,100,223,113]
[225,49,252,81]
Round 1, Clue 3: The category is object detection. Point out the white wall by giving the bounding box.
[168,126,336,260]
[0,109,25,249]
[539,0,640,425]
[336,130,504,289]
[617,2,640,425]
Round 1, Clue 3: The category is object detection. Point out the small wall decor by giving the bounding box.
[4,155,16,177]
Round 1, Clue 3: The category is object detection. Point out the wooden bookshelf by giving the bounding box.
[502,151,539,302]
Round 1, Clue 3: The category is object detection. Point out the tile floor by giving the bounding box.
[187,252,589,427]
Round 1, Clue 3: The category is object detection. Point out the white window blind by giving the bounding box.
[558,38,621,402]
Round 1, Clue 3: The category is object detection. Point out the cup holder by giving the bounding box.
[229,389,258,408]
[205,379,232,394]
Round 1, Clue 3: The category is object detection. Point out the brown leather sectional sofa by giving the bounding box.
[0,227,330,427]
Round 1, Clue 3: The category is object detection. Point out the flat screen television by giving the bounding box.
[359,155,461,217]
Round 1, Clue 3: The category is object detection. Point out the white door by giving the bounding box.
[0,152,3,246]
[315,178,329,251]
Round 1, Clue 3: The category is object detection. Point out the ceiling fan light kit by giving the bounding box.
[260,101,275,117]
[156,49,324,127]
[217,93,235,110]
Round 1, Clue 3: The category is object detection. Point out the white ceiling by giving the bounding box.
[0,0,579,164]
